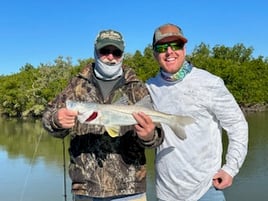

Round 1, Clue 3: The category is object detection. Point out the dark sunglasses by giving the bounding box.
[99,48,123,57]
[154,42,184,53]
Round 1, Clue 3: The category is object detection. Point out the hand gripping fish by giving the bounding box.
[66,100,195,140]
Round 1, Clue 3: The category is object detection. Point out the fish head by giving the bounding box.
[77,110,100,124]
[85,111,98,122]
[76,105,101,124]
[66,100,100,124]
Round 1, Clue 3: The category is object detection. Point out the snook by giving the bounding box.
[66,100,194,140]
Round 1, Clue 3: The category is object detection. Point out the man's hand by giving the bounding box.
[132,112,155,141]
[56,108,78,128]
[213,169,233,189]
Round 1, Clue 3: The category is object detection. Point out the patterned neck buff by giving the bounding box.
[160,61,192,82]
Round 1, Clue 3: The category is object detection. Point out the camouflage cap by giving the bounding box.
[95,29,125,51]
[152,23,188,47]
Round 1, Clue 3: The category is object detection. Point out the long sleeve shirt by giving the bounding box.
[146,66,248,201]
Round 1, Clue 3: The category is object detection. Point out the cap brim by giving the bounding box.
[95,39,124,51]
[96,43,123,51]
[155,35,187,45]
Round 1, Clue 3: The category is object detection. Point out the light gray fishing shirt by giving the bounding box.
[146,66,248,201]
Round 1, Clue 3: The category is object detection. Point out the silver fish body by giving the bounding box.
[66,100,194,140]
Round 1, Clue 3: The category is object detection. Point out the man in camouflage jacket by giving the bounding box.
[42,29,163,201]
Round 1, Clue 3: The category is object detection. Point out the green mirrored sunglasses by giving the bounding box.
[154,42,184,53]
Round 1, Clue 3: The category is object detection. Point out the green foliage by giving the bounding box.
[188,43,268,105]
[0,56,81,117]
[0,43,267,117]
[124,46,158,81]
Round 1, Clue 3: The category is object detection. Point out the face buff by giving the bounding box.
[160,61,192,82]
[94,50,123,80]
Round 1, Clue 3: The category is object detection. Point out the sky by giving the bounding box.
[0,0,267,75]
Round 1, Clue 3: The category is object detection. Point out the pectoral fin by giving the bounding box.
[105,125,120,137]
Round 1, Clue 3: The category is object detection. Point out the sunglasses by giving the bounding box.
[154,42,184,53]
[99,48,123,57]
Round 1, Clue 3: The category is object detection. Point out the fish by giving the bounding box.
[66,100,195,140]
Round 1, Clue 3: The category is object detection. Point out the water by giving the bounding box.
[224,111,268,200]
[0,111,267,201]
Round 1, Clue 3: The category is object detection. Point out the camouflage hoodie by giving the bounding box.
[42,64,163,197]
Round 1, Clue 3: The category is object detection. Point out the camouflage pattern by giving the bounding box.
[42,63,163,197]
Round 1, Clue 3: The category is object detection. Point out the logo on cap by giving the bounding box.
[95,30,125,51]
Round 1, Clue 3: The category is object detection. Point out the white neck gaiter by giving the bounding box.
[94,50,123,80]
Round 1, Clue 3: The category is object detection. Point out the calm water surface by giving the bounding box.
[0,111,267,201]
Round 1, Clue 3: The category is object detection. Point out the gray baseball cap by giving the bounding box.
[152,23,188,46]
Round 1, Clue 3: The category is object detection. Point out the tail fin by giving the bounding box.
[167,115,195,140]
[168,123,187,140]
